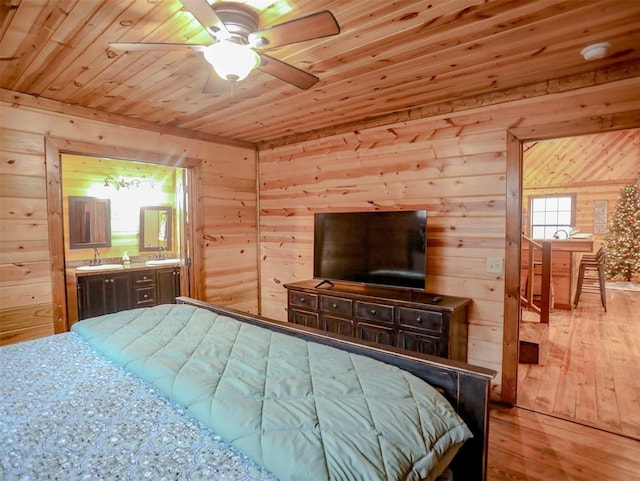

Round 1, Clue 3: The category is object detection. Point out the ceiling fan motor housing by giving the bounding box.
[213,4,259,45]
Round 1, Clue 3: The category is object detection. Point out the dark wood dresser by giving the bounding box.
[285,279,470,362]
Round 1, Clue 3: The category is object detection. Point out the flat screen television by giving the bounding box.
[313,210,427,289]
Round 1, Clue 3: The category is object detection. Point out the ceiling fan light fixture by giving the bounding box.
[203,40,260,82]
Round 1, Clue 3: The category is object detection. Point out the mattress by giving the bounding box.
[0,332,276,481]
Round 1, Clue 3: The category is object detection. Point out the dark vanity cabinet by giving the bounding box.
[133,270,157,308]
[285,280,470,361]
[156,267,182,305]
[78,271,133,319]
[75,265,181,321]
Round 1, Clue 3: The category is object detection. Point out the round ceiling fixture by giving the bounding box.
[580,42,611,60]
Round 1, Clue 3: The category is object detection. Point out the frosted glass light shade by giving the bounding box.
[203,41,260,81]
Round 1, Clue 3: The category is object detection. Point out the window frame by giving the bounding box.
[529,193,576,239]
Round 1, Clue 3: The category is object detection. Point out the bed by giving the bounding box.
[0,297,495,481]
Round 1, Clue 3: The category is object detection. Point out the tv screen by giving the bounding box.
[313,210,427,289]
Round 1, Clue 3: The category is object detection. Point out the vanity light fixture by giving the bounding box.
[104,176,155,190]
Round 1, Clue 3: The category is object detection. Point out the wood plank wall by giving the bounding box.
[1,76,638,396]
[0,100,258,345]
[0,127,54,344]
[258,77,640,396]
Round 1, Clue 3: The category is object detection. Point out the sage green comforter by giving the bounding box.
[72,304,471,481]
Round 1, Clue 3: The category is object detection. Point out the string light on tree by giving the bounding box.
[604,184,640,282]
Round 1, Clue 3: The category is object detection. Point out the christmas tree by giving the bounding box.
[604,184,640,282]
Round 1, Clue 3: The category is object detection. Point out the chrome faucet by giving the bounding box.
[553,229,569,239]
[157,245,166,259]
[92,248,101,265]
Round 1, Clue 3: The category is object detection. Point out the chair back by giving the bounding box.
[581,246,605,266]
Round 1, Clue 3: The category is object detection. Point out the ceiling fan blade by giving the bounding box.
[250,11,339,49]
[180,0,230,40]
[202,70,228,94]
[109,42,207,52]
[258,53,318,90]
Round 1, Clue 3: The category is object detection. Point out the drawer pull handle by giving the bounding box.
[370,309,377,316]
[416,317,422,323]
[299,298,305,303]
[144,294,148,298]
[332,303,337,308]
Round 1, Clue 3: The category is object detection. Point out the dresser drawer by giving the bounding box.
[135,286,156,306]
[320,295,352,316]
[355,301,393,324]
[289,291,318,310]
[397,307,442,333]
[134,272,155,285]
[321,314,354,337]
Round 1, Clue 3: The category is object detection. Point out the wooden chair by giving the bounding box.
[574,246,607,312]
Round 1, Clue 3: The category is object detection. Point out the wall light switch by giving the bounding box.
[486,257,503,273]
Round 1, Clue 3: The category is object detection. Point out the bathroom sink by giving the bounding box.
[76,264,124,272]
[145,258,182,266]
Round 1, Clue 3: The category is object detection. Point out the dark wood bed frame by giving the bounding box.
[178,297,496,481]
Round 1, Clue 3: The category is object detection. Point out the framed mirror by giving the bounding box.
[68,196,111,249]
[140,206,172,252]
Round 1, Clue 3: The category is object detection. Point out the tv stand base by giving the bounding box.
[285,279,469,362]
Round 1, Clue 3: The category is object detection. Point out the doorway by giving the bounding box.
[44,139,203,333]
[513,129,640,439]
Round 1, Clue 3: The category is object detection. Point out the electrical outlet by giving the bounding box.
[486,257,503,273]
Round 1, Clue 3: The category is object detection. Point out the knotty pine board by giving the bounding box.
[258,78,640,396]
[0,103,258,345]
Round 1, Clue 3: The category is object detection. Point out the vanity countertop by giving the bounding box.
[67,260,183,277]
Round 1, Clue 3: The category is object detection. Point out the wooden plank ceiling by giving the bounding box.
[523,128,640,188]
[1,0,639,146]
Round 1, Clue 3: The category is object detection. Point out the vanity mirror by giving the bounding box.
[140,206,172,252]
[68,196,111,249]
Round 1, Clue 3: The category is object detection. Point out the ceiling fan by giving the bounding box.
[109,0,340,91]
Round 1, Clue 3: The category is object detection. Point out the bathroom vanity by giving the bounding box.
[66,262,182,324]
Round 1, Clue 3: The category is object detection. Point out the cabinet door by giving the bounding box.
[355,321,394,346]
[397,330,441,357]
[111,273,133,312]
[290,309,320,329]
[156,268,180,304]
[78,273,132,319]
[79,275,110,319]
[322,315,354,337]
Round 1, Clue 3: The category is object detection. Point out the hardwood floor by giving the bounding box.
[487,404,640,481]
[517,286,640,439]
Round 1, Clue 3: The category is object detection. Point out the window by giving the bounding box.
[530,195,575,239]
